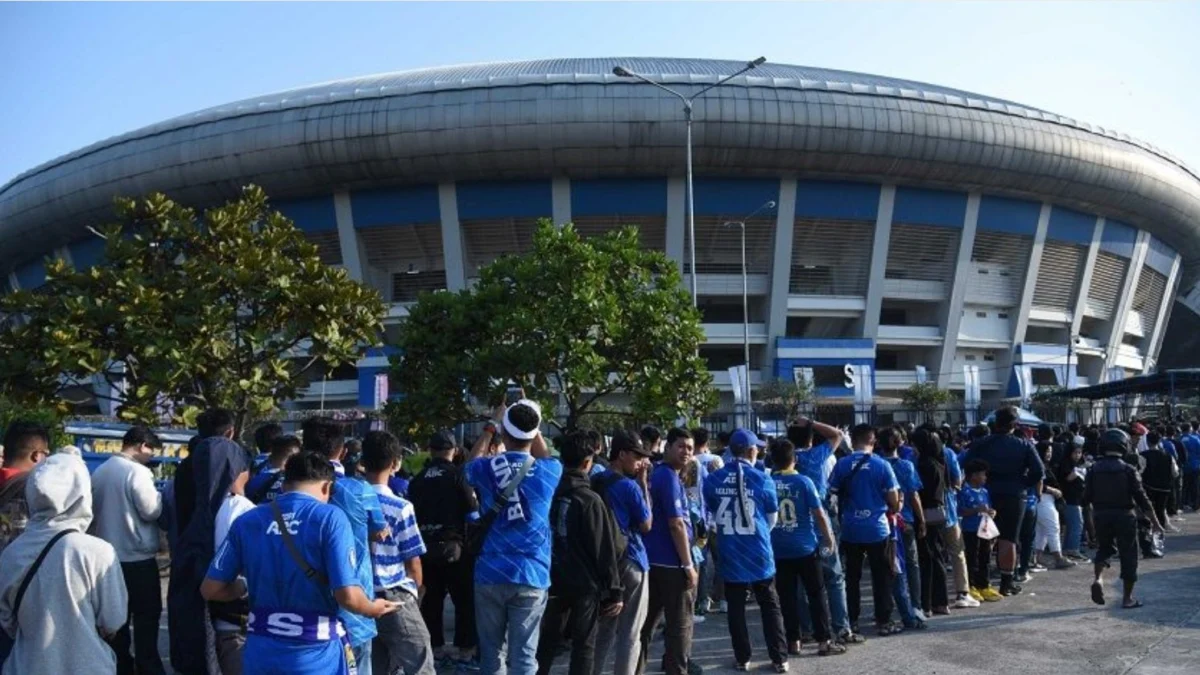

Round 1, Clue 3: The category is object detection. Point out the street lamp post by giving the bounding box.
[613,57,767,306]
[725,200,776,428]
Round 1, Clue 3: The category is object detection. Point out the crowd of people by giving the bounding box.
[0,401,1192,675]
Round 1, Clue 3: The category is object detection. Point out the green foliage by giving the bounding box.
[0,395,69,449]
[388,220,716,435]
[754,376,816,422]
[1030,386,1072,423]
[0,185,386,433]
[901,382,952,420]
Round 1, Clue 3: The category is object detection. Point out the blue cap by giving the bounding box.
[729,428,766,452]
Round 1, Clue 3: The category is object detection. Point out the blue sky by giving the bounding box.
[1,1,1197,185]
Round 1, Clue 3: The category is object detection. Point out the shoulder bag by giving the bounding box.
[465,456,537,558]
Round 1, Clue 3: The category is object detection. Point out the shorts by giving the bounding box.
[990,493,1027,543]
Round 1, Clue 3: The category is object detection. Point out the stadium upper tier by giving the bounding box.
[2,57,1199,284]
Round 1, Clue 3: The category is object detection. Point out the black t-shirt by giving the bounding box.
[1057,463,1085,506]
[407,458,478,544]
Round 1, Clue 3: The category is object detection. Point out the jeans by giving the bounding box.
[354,640,374,675]
[114,558,167,675]
[890,563,920,625]
[775,555,831,643]
[421,557,476,649]
[638,566,695,675]
[724,578,787,666]
[476,582,549,675]
[841,540,893,628]
[373,588,435,675]
[795,539,851,636]
[697,538,724,606]
[536,593,600,675]
[1062,504,1084,553]
[900,526,921,610]
[593,564,649,675]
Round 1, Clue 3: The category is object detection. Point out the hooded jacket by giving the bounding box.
[549,469,623,604]
[0,454,128,675]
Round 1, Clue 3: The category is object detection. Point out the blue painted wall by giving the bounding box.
[977,195,1040,235]
[693,178,780,215]
[773,338,876,398]
[1046,206,1096,245]
[457,180,552,220]
[15,259,46,289]
[1145,236,1177,277]
[893,187,968,228]
[571,178,668,216]
[351,185,440,228]
[276,196,338,233]
[794,181,880,220]
[357,346,401,407]
[68,237,106,270]
[1100,220,1138,259]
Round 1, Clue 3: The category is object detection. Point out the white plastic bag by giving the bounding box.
[978,513,1000,540]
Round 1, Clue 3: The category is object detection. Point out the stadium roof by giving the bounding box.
[1047,369,1200,400]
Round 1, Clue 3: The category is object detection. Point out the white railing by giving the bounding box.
[296,379,358,402]
[881,278,948,301]
[703,323,768,343]
[877,324,942,340]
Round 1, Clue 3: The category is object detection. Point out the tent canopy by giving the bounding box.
[1045,369,1200,401]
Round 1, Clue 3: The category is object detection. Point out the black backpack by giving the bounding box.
[590,472,630,561]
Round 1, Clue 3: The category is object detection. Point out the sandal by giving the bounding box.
[876,622,904,637]
[818,641,848,656]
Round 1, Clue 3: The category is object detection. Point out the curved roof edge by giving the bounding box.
[3,57,1196,194]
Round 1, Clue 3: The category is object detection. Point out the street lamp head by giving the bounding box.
[612,66,632,77]
[765,200,777,210]
[749,57,767,68]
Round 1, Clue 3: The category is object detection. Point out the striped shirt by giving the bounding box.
[369,484,426,597]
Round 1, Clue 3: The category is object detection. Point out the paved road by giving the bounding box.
[160,517,1200,674]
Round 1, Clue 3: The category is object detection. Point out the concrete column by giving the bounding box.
[1010,204,1051,345]
[333,191,365,284]
[1069,218,1105,339]
[861,184,896,336]
[438,182,467,291]
[665,176,686,271]
[1104,232,1150,372]
[935,192,981,389]
[766,178,798,379]
[1145,254,1182,373]
[551,177,571,227]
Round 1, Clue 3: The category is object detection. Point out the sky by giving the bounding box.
[1,1,1198,185]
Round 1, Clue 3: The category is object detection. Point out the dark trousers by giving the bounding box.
[1148,491,1170,532]
[775,555,831,643]
[536,593,600,675]
[724,578,787,666]
[917,533,949,612]
[1017,506,1037,574]
[962,532,994,589]
[1094,509,1139,582]
[114,558,166,675]
[841,540,893,628]
[1184,469,1200,510]
[639,567,695,675]
[420,557,477,649]
[1169,474,1180,516]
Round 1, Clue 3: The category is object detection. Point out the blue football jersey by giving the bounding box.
[770,470,823,559]
[702,459,779,583]
[465,452,562,588]
[830,452,899,544]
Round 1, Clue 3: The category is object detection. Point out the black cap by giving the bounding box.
[612,430,651,457]
[429,429,457,451]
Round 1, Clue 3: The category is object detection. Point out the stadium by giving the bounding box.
[3,57,1200,420]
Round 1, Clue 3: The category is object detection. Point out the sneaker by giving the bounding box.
[967,588,985,603]
[959,591,981,607]
[980,587,1004,602]
[734,662,749,672]
[1014,572,1031,583]
[693,614,706,624]
[700,598,714,613]
[719,600,729,614]
[1029,563,1048,573]
[787,640,802,656]
[1000,583,1023,596]
[1054,558,1078,570]
[912,609,927,621]
[773,662,790,673]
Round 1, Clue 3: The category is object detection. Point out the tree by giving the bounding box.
[0,186,386,433]
[753,376,816,422]
[389,220,717,435]
[901,382,952,423]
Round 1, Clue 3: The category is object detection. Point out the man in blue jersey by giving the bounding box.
[304,417,391,674]
[768,439,843,658]
[1182,423,1200,511]
[246,435,302,504]
[785,419,860,645]
[361,431,435,675]
[703,429,786,672]
[201,452,400,675]
[592,430,653,675]
[876,427,924,622]
[690,426,725,617]
[935,426,978,609]
[639,428,698,675]
[466,399,560,675]
[829,424,901,636]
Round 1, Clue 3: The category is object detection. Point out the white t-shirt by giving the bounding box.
[212,494,255,633]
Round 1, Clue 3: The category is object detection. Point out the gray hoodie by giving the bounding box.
[0,454,128,675]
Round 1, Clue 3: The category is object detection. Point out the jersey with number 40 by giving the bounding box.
[702,459,779,583]
[465,452,563,588]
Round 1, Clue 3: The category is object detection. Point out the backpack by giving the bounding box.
[589,472,630,561]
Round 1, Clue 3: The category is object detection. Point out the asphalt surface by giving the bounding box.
[159,516,1200,674]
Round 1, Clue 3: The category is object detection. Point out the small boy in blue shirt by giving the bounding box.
[958,459,1001,603]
